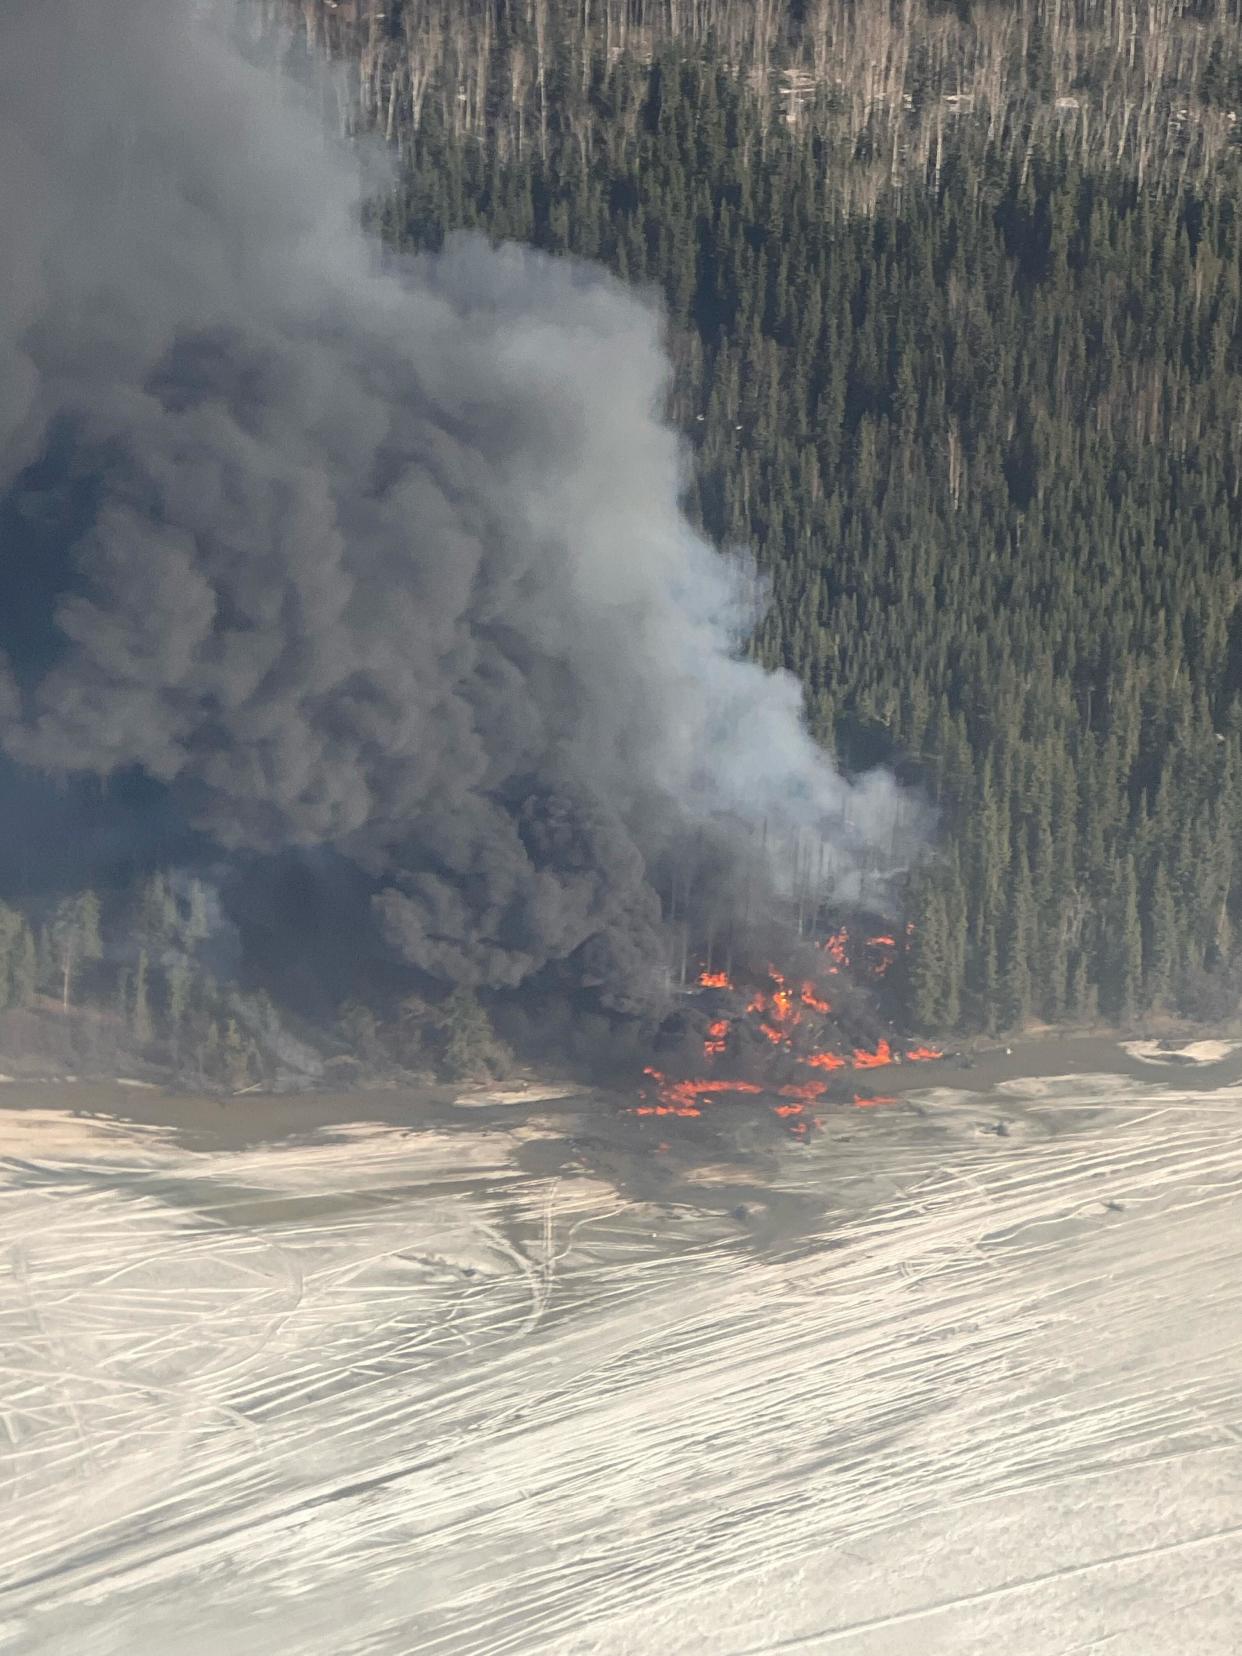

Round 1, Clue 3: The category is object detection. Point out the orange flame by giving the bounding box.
[642,1066,765,1114]
[800,982,832,1014]
[822,928,849,967]
[805,1050,847,1070]
[744,967,810,1045]
[777,1078,829,1101]
[641,1060,829,1120]
[662,942,918,1128]
[704,1018,731,1056]
[863,935,898,979]
[852,1039,894,1070]
[854,1093,899,1108]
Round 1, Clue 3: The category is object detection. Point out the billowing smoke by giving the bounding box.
[0,0,913,1011]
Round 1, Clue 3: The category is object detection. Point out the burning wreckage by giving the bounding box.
[635,926,943,1137]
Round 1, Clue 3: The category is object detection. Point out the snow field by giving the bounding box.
[2,1075,1240,1653]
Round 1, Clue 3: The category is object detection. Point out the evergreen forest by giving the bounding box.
[6,0,1242,1085]
[278,0,1242,1035]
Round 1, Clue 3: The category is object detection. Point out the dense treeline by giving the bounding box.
[0,876,270,1086]
[0,873,509,1084]
[4,2,1239,1068]
[277,0,1242,1033]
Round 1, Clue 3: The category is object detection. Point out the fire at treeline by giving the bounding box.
[0,855,942,1115]
[640,940,944,1140]
[0,0,941,1120]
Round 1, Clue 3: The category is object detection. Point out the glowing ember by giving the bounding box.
[773,1103,805,1118]
[852,1039,894,1070]
[866,935,897,949]
[704,1018,731,1056]
[805,1051,847,1071]
[776,1079,829,1101]
[698,970,733,989]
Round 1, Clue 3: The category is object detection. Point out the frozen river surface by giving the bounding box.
[2,1072,1241,1654]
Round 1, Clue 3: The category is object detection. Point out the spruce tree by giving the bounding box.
[439,988,503,1079]
[131,950,154,1048]
[1103,859,1143,1024]
[1000,851,1035,1030]
[1144,864,1177,1010]
[12,924,37,1009]
[907,880,949,1031]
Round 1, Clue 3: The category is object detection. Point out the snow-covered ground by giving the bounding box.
[1122,1037,1242,1066]
[2,1074,1241,1654]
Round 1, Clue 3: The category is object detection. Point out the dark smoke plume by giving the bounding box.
[0,0,914,1011]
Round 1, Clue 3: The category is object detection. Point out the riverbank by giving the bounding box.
[907,1027,1242,1092]
[2,1027,1241,1158]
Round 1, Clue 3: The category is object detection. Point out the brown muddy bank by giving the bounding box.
[3,1028,1240,1164]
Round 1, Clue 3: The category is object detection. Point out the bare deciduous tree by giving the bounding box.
[269,1,1242,207]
